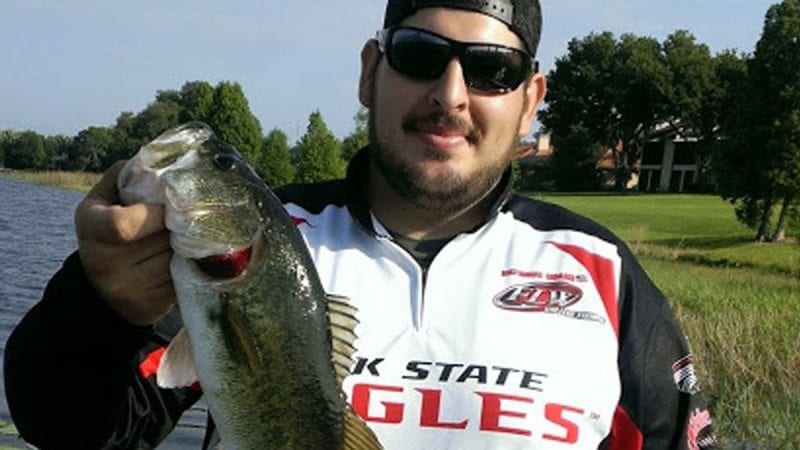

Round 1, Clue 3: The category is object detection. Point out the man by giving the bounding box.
[4,0,717,448]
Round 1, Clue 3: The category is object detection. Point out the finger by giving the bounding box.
[78,201,166,244]
[107,203,167,243]
[132,248,174,288]
[76,159,168,243]
[131,230,172,266]
[85,160,128,205]
[117,282,177,326]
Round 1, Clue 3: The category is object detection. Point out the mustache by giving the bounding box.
[402,111,482,144]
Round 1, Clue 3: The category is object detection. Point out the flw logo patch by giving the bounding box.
[493,282,606,323]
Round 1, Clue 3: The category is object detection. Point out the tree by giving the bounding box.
[661,31,719,184]
[179,80,215,124]
[207,81,264,167]
[69,126,115,172]
[539,32,618,191]
[131,97,182,143]
[611,34,671,189]
[295,111,345,183]
[540,32,670,190]
[104,111,140,166]
[4,131,47,170]
[94,99,183,172]
[662,31,716,134]
[258,128,295,187]
[44,135,73,170]
[714,0,800,241]
[697,50,748,189]
[341,107,369,161]
[547,124,605,191]
[0,130,18,167]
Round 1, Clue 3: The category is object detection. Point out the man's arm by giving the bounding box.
[4,162,199,449]
[604,248,717,450]
[4,253,201,449]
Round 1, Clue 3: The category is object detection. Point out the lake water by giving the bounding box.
[0,176,204,449]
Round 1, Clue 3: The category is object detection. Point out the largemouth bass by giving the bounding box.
[117,122,382,450]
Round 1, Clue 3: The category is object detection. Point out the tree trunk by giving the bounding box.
[755,197,775,242]
[612,147,627,191]
[614,139,642,191]
[770,195,794,242]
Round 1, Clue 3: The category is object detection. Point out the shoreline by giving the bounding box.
[0,169,101,194]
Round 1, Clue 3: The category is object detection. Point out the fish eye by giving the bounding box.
[214,154,237,171]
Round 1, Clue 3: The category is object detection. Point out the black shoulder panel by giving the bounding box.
[275,180,348,215]
[503,194,621,245]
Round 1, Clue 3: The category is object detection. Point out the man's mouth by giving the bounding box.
[403,111,481,146]
[415,127,469,149]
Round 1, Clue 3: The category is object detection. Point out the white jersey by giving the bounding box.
[274,148,716,450]
[286,200,621,449]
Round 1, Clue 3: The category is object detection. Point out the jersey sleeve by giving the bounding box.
[3,252,201,449]
[602,246,717,450]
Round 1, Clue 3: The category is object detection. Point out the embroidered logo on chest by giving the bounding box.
[492,281,606,324]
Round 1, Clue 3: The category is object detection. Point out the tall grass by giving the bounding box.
[534,192,800,446]
[0,170,101,194]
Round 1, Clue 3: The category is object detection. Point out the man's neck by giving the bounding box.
[367,163,499,241]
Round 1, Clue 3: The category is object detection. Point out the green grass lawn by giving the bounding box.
[537,193,799,274]
[531,192,800,446]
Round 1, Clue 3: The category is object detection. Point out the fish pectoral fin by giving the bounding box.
[342,404,383,450]
[326,294,359,387]
[222,298,262,371]
[156,327,199,388]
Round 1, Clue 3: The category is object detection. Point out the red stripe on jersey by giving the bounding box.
[139,346,167,379]
[608,406,644,449]
[549,243,619,337]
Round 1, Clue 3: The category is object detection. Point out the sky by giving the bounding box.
[0,0,778,143]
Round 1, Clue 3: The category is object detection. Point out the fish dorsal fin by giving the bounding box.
[327,295,383,449]
[156,327,199,389]
[326,294,359,387]
[342,404,383,450]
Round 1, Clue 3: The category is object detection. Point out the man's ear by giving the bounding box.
[359,40,381,107]
[517,72,547,136]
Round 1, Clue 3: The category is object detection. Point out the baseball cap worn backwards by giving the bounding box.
[383,0,542,57]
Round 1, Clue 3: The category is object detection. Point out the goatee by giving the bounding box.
[369,110,514,214]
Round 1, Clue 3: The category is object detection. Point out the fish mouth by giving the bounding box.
[194,247,253,280]
[167,212,262,282]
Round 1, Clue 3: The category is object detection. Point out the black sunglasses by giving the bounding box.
[376,26,536,94]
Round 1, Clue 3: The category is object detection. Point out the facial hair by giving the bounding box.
[369,108,520,215]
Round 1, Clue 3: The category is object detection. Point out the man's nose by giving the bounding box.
[428,58,469,112]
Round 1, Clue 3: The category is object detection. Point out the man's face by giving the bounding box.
[360,7,546,213]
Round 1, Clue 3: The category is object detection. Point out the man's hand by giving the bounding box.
[75,161,175,326]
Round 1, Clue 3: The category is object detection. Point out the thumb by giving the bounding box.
[85,160,128,205]
[76,160,166,243]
